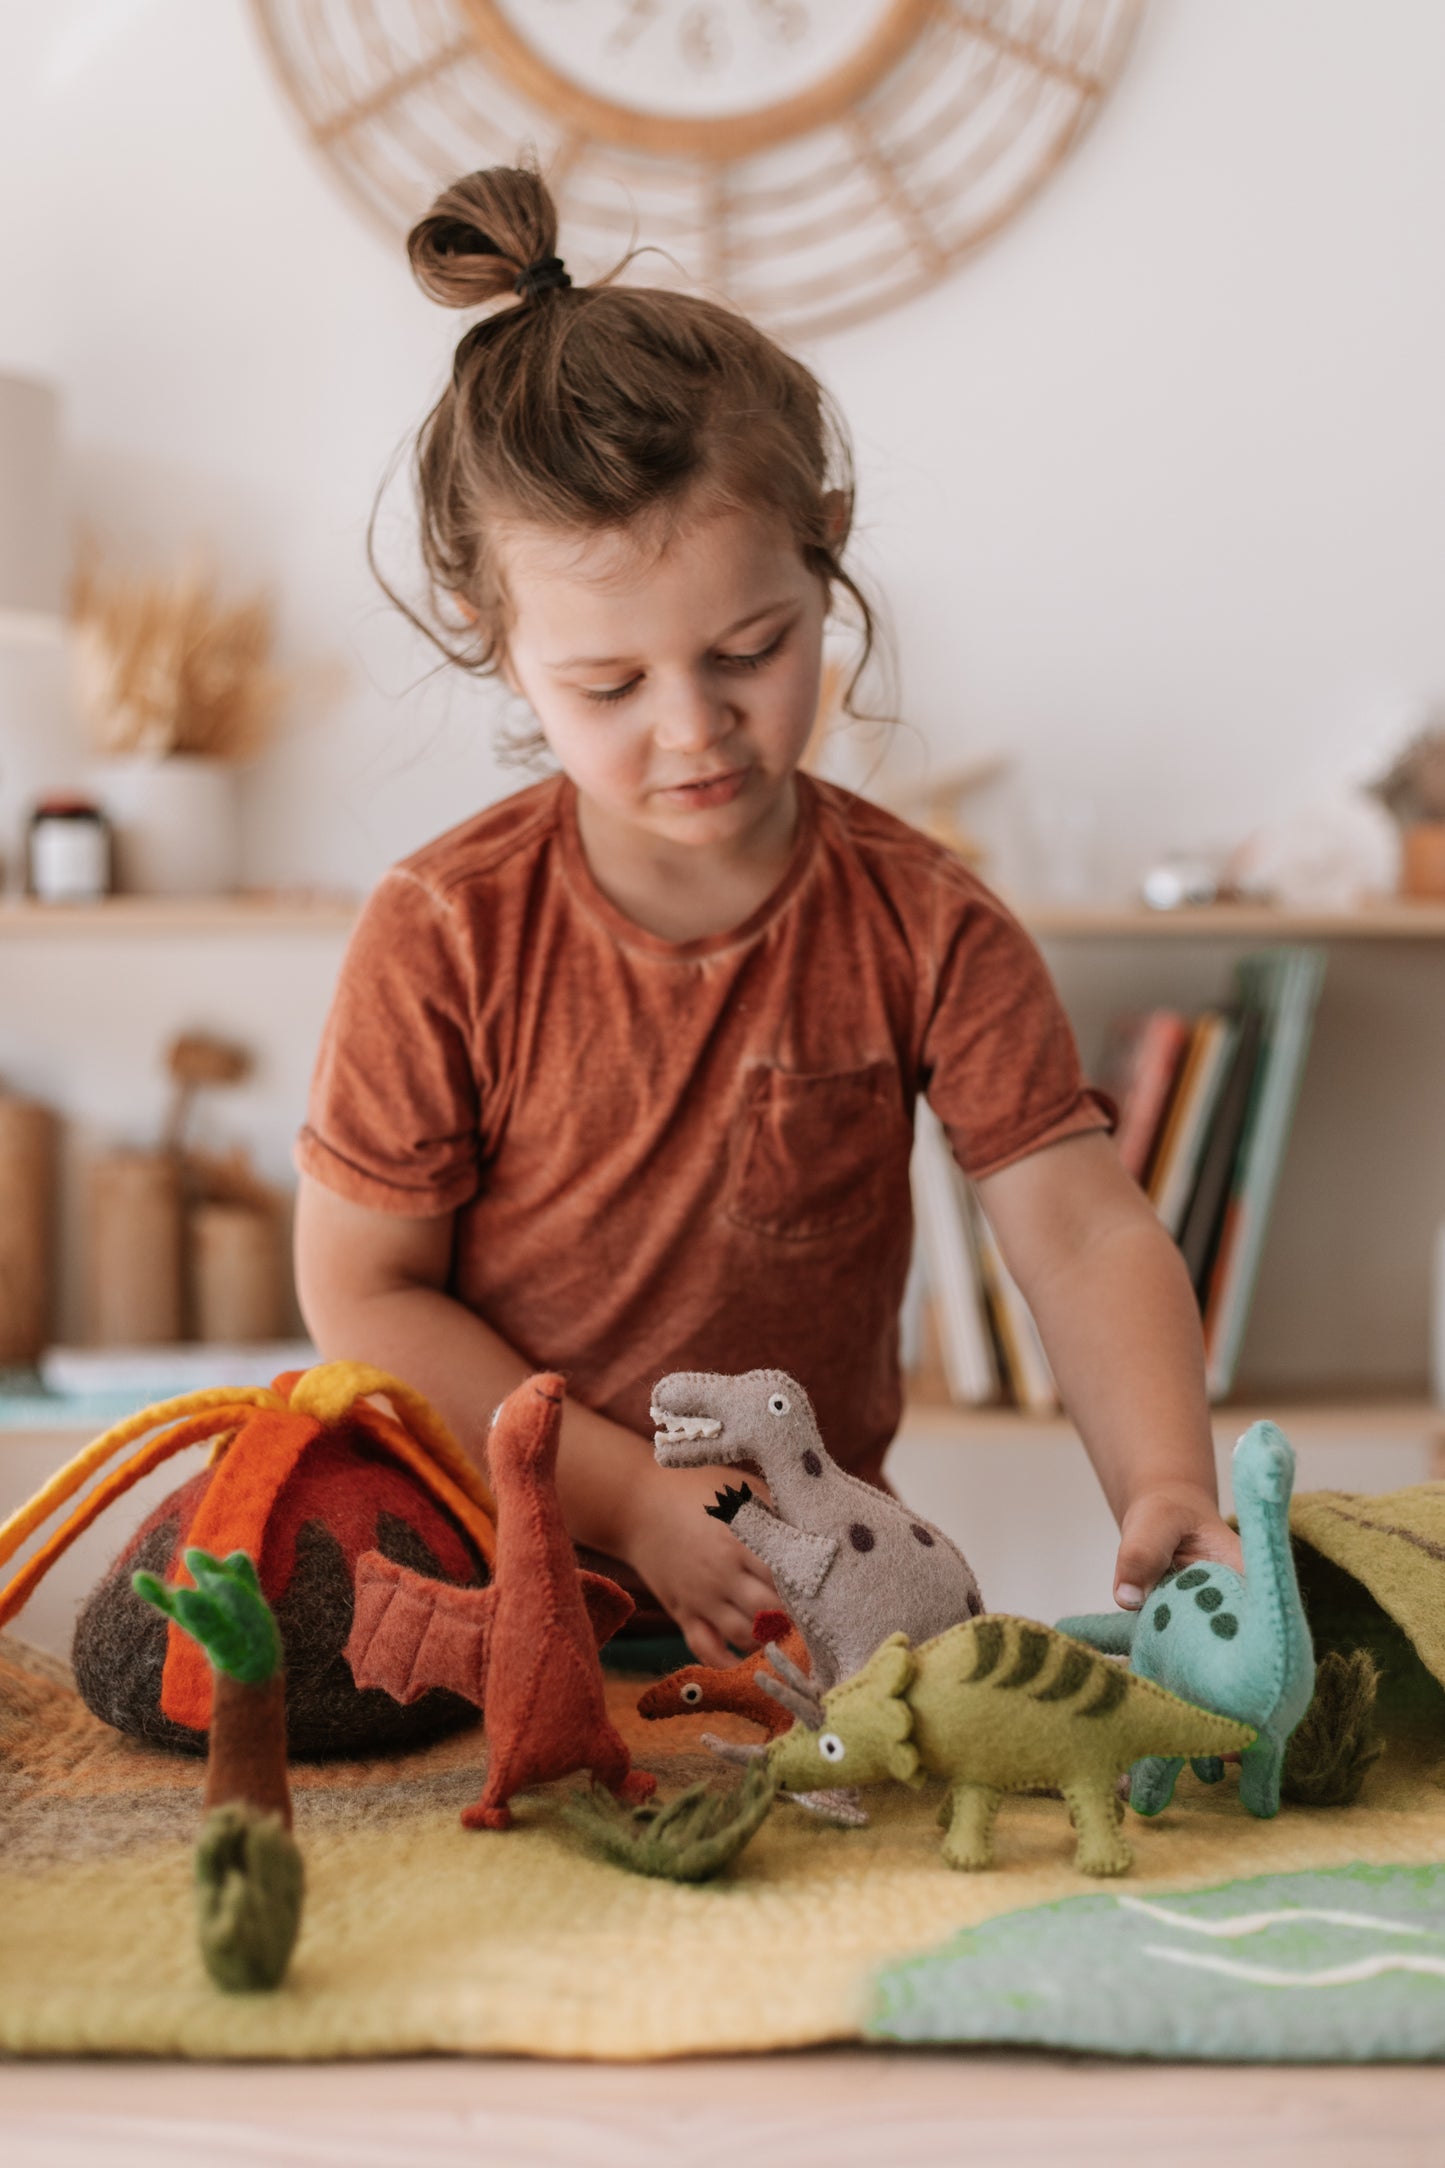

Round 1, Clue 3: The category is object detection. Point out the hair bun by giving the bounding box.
[408,166,562,311]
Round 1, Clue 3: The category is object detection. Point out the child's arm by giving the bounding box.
[974,1132,1244,1608]
[294,1179,774,1665]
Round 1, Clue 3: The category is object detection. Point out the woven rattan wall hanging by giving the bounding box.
[252,1,1145,340]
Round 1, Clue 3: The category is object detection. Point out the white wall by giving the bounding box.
[3,1,1443,892]
[2,1,1443,1384]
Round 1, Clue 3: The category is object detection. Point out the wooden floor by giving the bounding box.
[4,2052,1445,2167]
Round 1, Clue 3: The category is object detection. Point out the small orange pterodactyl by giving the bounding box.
[347,1372,656,1828]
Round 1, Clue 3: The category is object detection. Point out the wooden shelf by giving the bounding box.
[0,892,359,934]
[901,1391,1445,1447]
[1017,898,1445,939]
[2,894,1445,940]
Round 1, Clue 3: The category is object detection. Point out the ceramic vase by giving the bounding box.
[91,754,240,896]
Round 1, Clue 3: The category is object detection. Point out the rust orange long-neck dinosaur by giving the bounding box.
[346,1373,656,1828]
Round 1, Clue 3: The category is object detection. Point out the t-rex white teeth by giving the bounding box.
[648,1410,722,1440]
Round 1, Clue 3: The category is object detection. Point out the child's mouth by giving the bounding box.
[661,768,748,808]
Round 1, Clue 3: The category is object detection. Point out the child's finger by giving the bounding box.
[715,1599,766,1655]
[680,1615,731,1668]
[1112,1498,1181,1608]
[1176,1523,1245,1576]
[735,1558,777,1610]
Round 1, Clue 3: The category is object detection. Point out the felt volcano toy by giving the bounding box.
[0,1362,496,1756]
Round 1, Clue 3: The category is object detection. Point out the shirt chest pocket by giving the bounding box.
[723,1060,908,1242]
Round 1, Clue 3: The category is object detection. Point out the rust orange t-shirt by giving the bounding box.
[297,772,1111,1481]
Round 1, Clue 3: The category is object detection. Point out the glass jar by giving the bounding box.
[27,796,112,902]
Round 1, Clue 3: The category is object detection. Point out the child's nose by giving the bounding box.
[652,677,729,754]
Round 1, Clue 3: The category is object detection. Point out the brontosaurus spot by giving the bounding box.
[1175,1568,1210,1590]
[1195,1585,1224,1613]
[910,1525,935,1546]
[848,1523,876,1552]
[1210,1612,1240,1639]
[1153,1603,1171,1631]
[801,1450,822,1477]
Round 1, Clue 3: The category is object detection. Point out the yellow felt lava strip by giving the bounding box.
[288,1362,496,1524]
[0,1407,259,1627]
[0,1387,282,1577]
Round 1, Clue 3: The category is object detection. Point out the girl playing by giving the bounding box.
[295,165,1241,1668]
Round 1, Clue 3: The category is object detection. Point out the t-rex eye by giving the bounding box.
[767,1393,790,1416]
[681,1682,703,1705]
[818,1731,845,1763]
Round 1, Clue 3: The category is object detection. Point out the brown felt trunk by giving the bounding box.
[204,1669,292,1829]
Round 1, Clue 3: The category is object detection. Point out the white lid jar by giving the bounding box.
[27,797,112,902]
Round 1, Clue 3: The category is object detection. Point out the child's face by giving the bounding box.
[498,499,827,850]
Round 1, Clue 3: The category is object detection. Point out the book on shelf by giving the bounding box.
[909,1100,997,1404]
[906,942,1324,1417]
[968,1191,1059,1414]
[1098,1009,1193,1184]
[1203,947,1328,1398]
[1094,942,1326,1401]
[1176,1004,1265,1300]
[1146,1011,1237,1239]
[908,1101,1056,1412]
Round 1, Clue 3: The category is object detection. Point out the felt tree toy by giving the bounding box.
[133,1548,303,1991]
[0,1360,497,1757]
[652,1368,983,1688]
[346,1372,657,1829]
[762,1625,1255,1877]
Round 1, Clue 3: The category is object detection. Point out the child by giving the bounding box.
[295,165,1242,1669]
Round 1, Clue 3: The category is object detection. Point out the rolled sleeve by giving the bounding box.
[295,869,484,1217]
[920,884,1115,1180]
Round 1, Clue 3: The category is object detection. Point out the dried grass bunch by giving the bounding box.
[1370,719,1445,827]
[71,548,287,762]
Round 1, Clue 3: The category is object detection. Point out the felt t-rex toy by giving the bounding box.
[133,1549,303,1993]
[0,1361,497,1755]
[346,1372,657,1829]
[651,1368,982,1689]
[762,1621,1254,1876]
[637,1610,809,1740]
[1057,1420,1315,1819]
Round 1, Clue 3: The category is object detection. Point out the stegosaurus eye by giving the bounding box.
[767,1392,790,1416]
[818,1732,845,1764]
[680,1682,703,1706]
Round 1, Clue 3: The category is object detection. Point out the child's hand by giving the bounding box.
[617,1463,778,1668]
[1113,1482,1245,1610]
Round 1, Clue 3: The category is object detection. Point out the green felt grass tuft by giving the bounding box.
[561,1763,778,1882]
[1281,1647,1384,1807]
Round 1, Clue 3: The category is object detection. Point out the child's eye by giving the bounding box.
[582,676,642,706]
[717,631,786,673]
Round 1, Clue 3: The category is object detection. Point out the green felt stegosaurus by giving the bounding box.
[764,1616,1256,1876]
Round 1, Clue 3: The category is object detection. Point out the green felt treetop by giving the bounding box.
[133,1547,281,1686]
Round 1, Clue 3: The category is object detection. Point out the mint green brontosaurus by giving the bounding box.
[1057,1421,1315,1819]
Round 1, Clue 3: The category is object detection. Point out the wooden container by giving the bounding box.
[1401,821,1445,900]
[190,1201,282,1343]
[87,1149,184,1346]
[0,1094,58,1364]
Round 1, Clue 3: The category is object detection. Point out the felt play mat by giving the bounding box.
[5,1474,1445,2068]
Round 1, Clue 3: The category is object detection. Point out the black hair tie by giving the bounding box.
[514,255,571,301]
